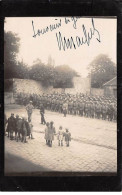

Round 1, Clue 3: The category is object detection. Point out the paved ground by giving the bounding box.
[5,104,117,175]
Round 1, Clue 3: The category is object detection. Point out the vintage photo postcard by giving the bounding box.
[4,17,117,176]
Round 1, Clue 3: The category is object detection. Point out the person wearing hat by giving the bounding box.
[26,101,34,122]
[57,126,64,146]
[64,128,71,147]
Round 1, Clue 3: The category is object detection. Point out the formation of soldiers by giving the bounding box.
[15,92,117,122]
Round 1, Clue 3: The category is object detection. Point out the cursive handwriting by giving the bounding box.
[32,18,62,38]
[56,18,101,51]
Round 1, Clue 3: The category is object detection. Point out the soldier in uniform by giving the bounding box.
[62,100,68,117]
[26,101,34,122]
[96,102,101,119]
[68,99,72,115]
[76,100,79,115]
[40,103,46,125]
[84,101,88,117]
[90,102,95,118]
[51,98,55,111]
[114,103,117,122]
[109,102,114,121]
[87,101,91,118]
[46,96,50,110]
[59,98,63,113]
[102,103,107,120]
[79,100,84,116]
[73,100,77,115]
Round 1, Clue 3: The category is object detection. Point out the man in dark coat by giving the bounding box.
[15,115,23,142]
[7,113,16,140]
[40,104,46,125]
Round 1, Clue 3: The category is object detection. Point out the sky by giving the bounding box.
[4,17,117,77]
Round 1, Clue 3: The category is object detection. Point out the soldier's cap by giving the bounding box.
[50,121,54,124]
[59,126,62,129]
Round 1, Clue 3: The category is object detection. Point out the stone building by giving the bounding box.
[103,77,117,98]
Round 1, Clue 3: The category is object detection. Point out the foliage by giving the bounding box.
[54,65,77,88]
[4,32,77,88]
[29,59,55,86]
[29,59,77,87]
[4,31,20,79]
[88,54,116,88]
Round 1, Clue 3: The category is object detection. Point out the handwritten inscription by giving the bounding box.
[32,17,101,50]
[56,18,101,51]
[32,18,62,37]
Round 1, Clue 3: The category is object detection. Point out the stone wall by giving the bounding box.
[5,77,90,98]
[12,79,53,95]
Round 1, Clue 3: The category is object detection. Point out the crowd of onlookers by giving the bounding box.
[4,112,71,147]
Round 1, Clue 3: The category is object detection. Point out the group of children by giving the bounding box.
[44,123,71,147]
[5,113,71,147]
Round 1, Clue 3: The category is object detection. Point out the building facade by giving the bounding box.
[103,77,117,98]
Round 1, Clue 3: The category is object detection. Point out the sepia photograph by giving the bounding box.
[4,17,117,176]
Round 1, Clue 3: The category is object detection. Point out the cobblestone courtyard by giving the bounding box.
[5,104,117,175]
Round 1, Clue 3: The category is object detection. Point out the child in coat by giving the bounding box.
[57,126,64,146]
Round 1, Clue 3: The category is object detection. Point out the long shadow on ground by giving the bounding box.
[5,152,51,176]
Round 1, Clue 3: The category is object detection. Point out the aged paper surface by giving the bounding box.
[4,17,117,176]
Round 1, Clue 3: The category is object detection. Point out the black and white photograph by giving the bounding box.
[4,17,117,176]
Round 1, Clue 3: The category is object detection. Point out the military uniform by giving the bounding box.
[40,104,46,125]
[79,101,84,116]
[62,102,68,117]
[96,103,101,119]
[26,102,34,122]
[90,102,95,118]
[102,103,107,120]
